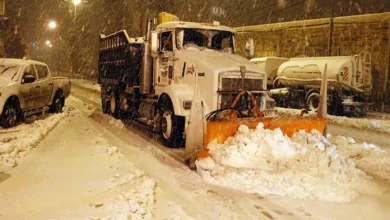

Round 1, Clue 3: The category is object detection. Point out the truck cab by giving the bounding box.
[151,20,271,118]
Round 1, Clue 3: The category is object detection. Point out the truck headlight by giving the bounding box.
[183,100,192,109]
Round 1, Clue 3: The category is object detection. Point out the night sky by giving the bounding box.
[4,0,390,76]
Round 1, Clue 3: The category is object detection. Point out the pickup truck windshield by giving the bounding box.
[0,65,21,81]
[176,28,235,53]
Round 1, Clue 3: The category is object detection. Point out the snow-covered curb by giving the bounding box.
[0,109,71,167]
[277,107,390,134]
[0,95,95,168]
[196,124,387,203]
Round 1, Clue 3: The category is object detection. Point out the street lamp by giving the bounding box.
[48,21,61,75]
[71,0,82,77]
[48,21,57,29]
[73,0,81,23]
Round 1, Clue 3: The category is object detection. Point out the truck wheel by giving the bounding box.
[158,99,184,148]
[102,99,109,114]
[50,92,64,113]
[0,102,19,128]
[306,92,320,112]
[109,93,120,119]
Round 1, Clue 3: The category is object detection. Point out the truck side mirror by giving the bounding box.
[22,74,35,84]
[245,38,254,59]
[150,31,159,55]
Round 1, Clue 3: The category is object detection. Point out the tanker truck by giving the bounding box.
[267,52,373,116]
[98,13,275,148]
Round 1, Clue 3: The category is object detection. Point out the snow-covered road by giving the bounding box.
[0,79,389,219]
[0,97,251,219]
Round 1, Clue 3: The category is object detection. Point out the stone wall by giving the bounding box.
[235,13,390,112]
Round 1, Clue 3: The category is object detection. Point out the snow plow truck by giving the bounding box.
[98,13,276,147]
[98,13,328,165]
[252,52,373,116]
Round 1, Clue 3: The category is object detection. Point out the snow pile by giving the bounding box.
[108,116,125,129]
[70,79,101,92]
[160,201,197,220]
[276,107,390,134]
[196,123,384,203]
[0,110,70,167]
[329,135,390,183]
[67,95,96,116]
[108,170,156,220]
[105,146,123,157]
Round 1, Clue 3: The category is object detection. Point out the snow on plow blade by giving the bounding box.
[197,63,329,161]
[204,117,328,145]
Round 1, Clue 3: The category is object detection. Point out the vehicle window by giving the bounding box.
[0,65,21,81]
[23,65,38,79]
[35,65,49,80]
[176,28,235,53]
[183,29,208,48]
[211,31,234,52]
[160,32,173,51]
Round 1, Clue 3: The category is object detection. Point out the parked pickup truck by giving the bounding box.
[0,59,71,128]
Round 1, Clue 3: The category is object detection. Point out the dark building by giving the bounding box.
[0,0,7,57]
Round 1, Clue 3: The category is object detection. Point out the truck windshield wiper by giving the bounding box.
[11,70,18,80]
[0,67,10,75]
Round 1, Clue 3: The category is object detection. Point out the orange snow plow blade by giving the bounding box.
[204,117,327,145]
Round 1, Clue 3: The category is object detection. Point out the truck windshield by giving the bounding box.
[0,65,21,81]
[176,28,235,53]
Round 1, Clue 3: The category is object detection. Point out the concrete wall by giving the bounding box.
[235,13,390,112]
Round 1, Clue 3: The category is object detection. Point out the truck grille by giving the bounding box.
[221,78,263,91]
[219,77,264,109]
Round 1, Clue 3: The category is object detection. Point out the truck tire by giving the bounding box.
[102,99,109,114]
[306,92,320,112]
[50,91,64,113]
[0,102,20,128]
[109,93,120,119]
[158,98,184,148]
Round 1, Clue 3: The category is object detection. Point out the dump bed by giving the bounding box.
[98,30,145,87]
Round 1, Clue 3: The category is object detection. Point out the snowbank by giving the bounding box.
[70,79,101,92]
[0,96,95,168]
[0,109,71,167]
[329,134,390,183]
[276,107,390,134]
[196,123,385,203]
[328,116,390,134]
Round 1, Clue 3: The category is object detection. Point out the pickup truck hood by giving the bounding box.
[0,78,12,89]
[179,49,266,77]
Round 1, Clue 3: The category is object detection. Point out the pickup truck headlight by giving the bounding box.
[183,100,192,110]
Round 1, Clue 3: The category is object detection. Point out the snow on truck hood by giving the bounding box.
[180,50,266,77]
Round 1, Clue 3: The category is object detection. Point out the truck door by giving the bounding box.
[155,31,174,86]
[34,65,53,107]
[19,65,40,110]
